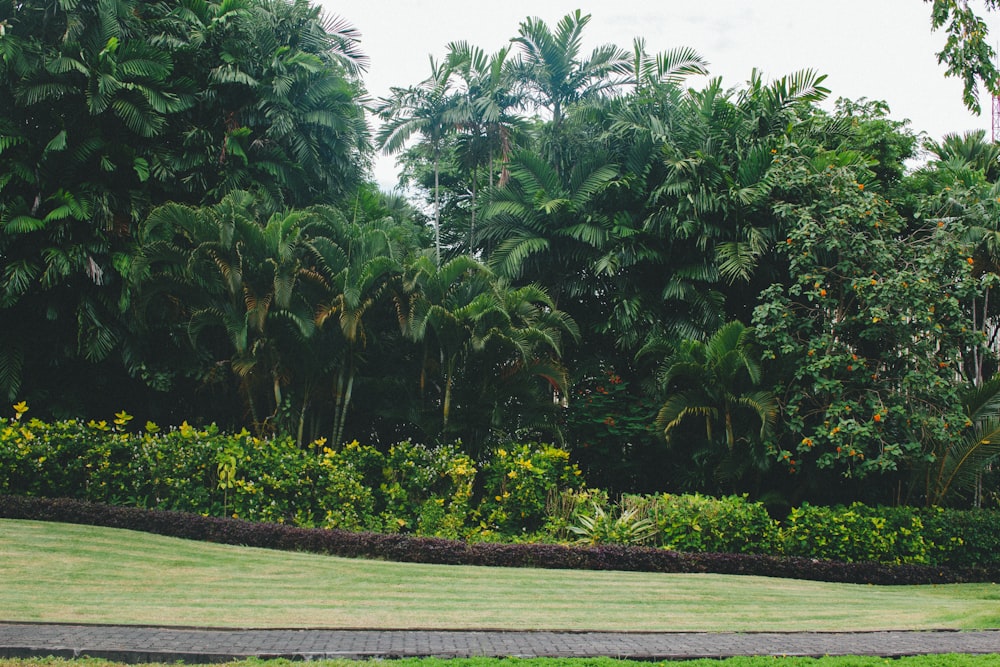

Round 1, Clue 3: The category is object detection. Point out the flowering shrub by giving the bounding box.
[5,405,1000,566]
[0,407,580,539]
[377,440,476,538]
[477,442,584,536]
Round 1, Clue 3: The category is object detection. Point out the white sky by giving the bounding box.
[320,0,1000,190]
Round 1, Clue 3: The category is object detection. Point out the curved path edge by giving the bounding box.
[1,623,1000,661]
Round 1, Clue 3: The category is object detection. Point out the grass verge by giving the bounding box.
[2,519,1000,631]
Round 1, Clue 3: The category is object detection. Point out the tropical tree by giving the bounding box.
[924,375,1000,505]
[444,41,525,249]
[376,59,461,265]
[511,10,630,129]
[402,254,578,441]
[926,0,1000,113]
[753,154,987,503]
[627,38,709,93]
[653,321,777,493]
[0,0,370,415]
[478,149,619,300]
[310,208,406,445]
[133,192,323,431]
[510,10,630,174]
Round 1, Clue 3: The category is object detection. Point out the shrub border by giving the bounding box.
[3,494,997,585]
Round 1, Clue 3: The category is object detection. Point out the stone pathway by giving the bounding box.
[1,623,1000,661]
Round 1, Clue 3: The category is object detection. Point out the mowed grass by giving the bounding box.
[2,519,1000,631]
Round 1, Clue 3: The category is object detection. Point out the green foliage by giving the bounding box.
[781,503,932,565]
[0,0,371,419]
[753,156,986,490]
[0,409,583,539]
[377,440,476,538]
[562,368,662,492]
[568,500,656,545]
[640,493,780,555]
[928,0,1000,113]
[10,407,1000,567]
[477,443,585,536]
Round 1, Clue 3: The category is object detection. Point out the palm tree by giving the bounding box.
[511,10,630,128]
[628,38,709,92]
[627,67,829,334]
[924,375,1000,505]
[655,321,777,451]
[309,208,405,446]
[402,254,578,436]
[133,192,318,432]
[445,41,525,249]
[403,255,493,430]
[375,59,460,265]
[511,10,630,173]
[477,149,619,301]
[0,0,370,413]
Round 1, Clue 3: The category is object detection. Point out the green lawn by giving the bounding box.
[2,519,1000,631]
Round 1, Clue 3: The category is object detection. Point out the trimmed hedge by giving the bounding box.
[4,413,1000,570]
[2,495,997,584]
[0,416,581,538]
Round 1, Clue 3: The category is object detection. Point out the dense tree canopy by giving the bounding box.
[5,3,1000,509]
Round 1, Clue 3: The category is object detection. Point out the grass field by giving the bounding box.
[2,519,1000,632]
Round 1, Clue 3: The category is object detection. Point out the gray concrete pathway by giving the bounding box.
[1,623,1000,661]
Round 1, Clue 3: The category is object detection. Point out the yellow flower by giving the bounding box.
[12,401,28,418]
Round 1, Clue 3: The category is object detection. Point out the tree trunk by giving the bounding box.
[443,356,456,430]
[434,151,441,266]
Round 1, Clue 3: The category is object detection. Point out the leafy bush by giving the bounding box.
[5,407,1000,568]
[477,443,585,536]
[917,507,1000,568]
[4,495,999,584]
[569,501,657,545]
[641,493,780,555]
[0,411,582,539]
[376,440,476,538]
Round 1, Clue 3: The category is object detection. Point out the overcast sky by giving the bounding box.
[320,0,1000,189]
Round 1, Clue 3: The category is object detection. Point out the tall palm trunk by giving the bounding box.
[442,356,457,430]
[434,151,441,266]
[331,357,356,446]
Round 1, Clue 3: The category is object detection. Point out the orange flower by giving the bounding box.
[967,257,975,265]
[858,183,864,190]
[820,289,827,297]
[873,413,882,423]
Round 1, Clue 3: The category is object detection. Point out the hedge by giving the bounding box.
[3,413,1000,570]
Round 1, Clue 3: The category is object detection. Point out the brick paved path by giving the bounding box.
[1,623,999,661]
